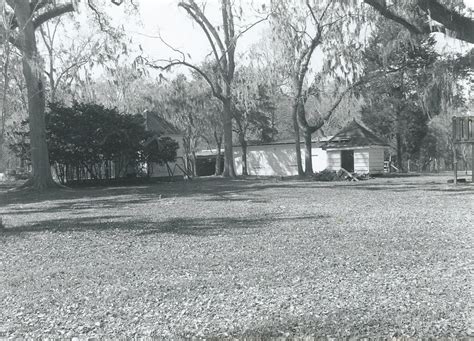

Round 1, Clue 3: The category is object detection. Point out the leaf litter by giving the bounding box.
[0,175,472,338]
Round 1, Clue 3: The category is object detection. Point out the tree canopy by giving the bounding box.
[1,0,472,188]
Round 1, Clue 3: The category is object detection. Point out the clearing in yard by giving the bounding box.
[0,175,472,338]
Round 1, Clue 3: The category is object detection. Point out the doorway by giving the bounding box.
[341,150,354,172]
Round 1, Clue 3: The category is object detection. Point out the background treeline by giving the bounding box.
[1,0,472,185]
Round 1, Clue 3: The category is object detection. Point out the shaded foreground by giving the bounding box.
[0,175,472,338]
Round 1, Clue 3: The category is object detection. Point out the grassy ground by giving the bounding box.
[0,174,472,338]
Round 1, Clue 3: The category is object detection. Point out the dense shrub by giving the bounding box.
[9,102,179,183]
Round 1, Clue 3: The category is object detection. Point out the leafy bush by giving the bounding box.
[144,137,179,165]
[9,102,179,183]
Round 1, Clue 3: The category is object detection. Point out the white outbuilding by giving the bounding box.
[197,120,389,177]
[232,139,330,176]
[322,119,389,174]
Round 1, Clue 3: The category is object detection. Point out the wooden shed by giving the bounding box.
[322,120,388,174]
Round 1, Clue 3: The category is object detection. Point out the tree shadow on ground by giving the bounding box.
[0,182,22,191]
[233,312,414,339]
[202,192,269,203]
[0,194,164,215]
[138,214,328,236]
[1,176,471,211]
[0,215,140,235]
[340,184,473,193]
[0,213,329,237]
[0,178,284,210]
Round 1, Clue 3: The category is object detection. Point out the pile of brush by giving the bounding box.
[312,169,370,182]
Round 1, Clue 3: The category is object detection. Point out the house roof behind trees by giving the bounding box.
[323,119,389,149]
[144,110,182,136]
[233,136,332,148]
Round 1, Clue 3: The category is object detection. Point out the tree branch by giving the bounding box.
[39,25,51,52]
[156,31,187,62]
[221,0,235,78]
[320,81,360,122]
[139,57,225,102]
[363,0,423,34]
[364,0,474,44]
[0,27,21,50]
[417,0,474,44]
[178,3,223,69]
[319,0,334,23]
[234,14,270,42]
[306,0,319,25]
[3,8,19,30]
[30,0,48,13]
[53,58,90,95]
[33,3,75,29]
[297,32,321,90]
[179,1,226,56]
[87,0,108,32]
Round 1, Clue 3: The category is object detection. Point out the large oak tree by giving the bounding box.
[5,0,75,190]
[3,0,129,190]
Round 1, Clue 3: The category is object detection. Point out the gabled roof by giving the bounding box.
[144,110,182,136]
[323,119,388,149]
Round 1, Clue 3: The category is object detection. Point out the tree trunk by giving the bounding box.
[0,41,10,167]
[183,136,191,175]
[48,48,55,102]
[239,133,248,176]
[15,0,56,190]
[304,130,313,175]
[191,150,197,177]
[291,100,304,175]
[396,132,404,172]
[214,131,222,176]
[215,151,222,175]
[0,8,13,166]
[222,98,236,177]
[146,161,151,177]
[1,39,10,142]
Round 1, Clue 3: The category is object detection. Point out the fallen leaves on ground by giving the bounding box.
[0,175,472,338]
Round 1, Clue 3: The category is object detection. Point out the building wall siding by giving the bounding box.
[354,150,370,173]
[312,148,328,172]
[210,144,387,177]
[326,150,341,171]
[234,144,327,176]
[326,147,386,174]
[369,147,385,174]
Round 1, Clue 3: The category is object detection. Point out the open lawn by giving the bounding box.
[0,175,472,338]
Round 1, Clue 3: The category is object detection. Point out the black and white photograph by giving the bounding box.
[0,0,473,338]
